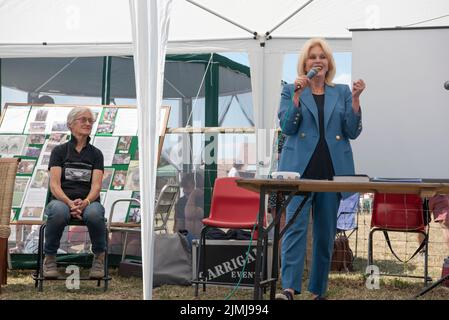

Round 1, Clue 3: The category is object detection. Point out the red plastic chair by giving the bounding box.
[193,177,266,296]
[368,193,430,284]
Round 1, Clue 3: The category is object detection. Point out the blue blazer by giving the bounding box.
[278,83,362,177]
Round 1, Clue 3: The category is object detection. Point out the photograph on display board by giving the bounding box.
[117,136,132,153]
[30,169,49,189]
[125,160,139,191]
[19,206,44,221]
[34,109,49,121]
[12,176,31,208]
[51,121,69,132]
[96,123,114,134]
[112,170,127,190]
[127,207,141,223]
[28,121,46,133]
[101,168,115,190]
[39,154,51,167]
[48,133,69,144]
[23,146,41,158]
[0,135,27,156]
[26,134,46,145]
[44,142,58,153]
[112,153,131,165]
[17,159,37,175]
[100,107,118,123]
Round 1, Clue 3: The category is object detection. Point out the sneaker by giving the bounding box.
[89,252,105,279]
[43,255,60,278]
[275,290,294,300]
[313,295,327,300]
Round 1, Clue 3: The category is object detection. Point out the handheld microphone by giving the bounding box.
[444,81,449,90]
[294,67,321,92]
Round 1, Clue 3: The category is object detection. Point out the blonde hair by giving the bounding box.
[297,38,336,87]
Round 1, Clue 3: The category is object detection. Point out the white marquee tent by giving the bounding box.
[1,0,448,299]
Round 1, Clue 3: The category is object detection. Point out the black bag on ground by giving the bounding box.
[205,228,252,240]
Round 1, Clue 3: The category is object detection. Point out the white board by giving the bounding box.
[351,27,449,179]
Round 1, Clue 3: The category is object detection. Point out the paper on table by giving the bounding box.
[371,177,423,183]
[0,106,30,133]
[93,136,119,166]
[333,175,370,182]
[112,108,138,136]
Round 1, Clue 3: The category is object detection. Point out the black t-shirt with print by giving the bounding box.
[48,136,104,202]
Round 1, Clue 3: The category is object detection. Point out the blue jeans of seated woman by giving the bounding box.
[44,200,106,255]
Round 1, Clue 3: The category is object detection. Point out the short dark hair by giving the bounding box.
[36,95,55,104]
[180,173,195,188]
[180,172,204,189]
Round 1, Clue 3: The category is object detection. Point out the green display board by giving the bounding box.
[0,103,148,225]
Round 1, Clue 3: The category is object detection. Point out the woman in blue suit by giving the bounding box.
[276,38,365,300]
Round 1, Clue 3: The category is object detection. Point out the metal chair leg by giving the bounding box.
[34,222,111,292]
[367,229,374,267]
[121,232,129,262]
[423,231,430,285]
[104,227,109,292]
[201,227,208,293]
[194,227,208,297]
[37,223,46,292]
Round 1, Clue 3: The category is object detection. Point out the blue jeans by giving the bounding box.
[281,192,339,297]
[44,200,106,255]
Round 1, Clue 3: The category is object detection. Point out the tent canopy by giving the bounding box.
[1,54,251,99]
[2,0,448,301]
[1,0,448,57]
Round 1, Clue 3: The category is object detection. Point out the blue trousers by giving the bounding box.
[281,192,339,296]
[44,200,106,255]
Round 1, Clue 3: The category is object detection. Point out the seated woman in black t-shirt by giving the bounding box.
[44,106,105,279]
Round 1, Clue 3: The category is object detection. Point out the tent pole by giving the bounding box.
[185,0,257,37]
[266,0,314,37]
[218,95,234,126]
[204,53,218,217]
[234,94,255,126]
[33,57,78,93]
[0,59,2,113]
[101,56,112,105]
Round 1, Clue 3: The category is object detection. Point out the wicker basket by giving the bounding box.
[0,158,20,291]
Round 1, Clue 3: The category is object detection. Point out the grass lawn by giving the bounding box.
[2,259,449,300]
[2,209,449,300]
